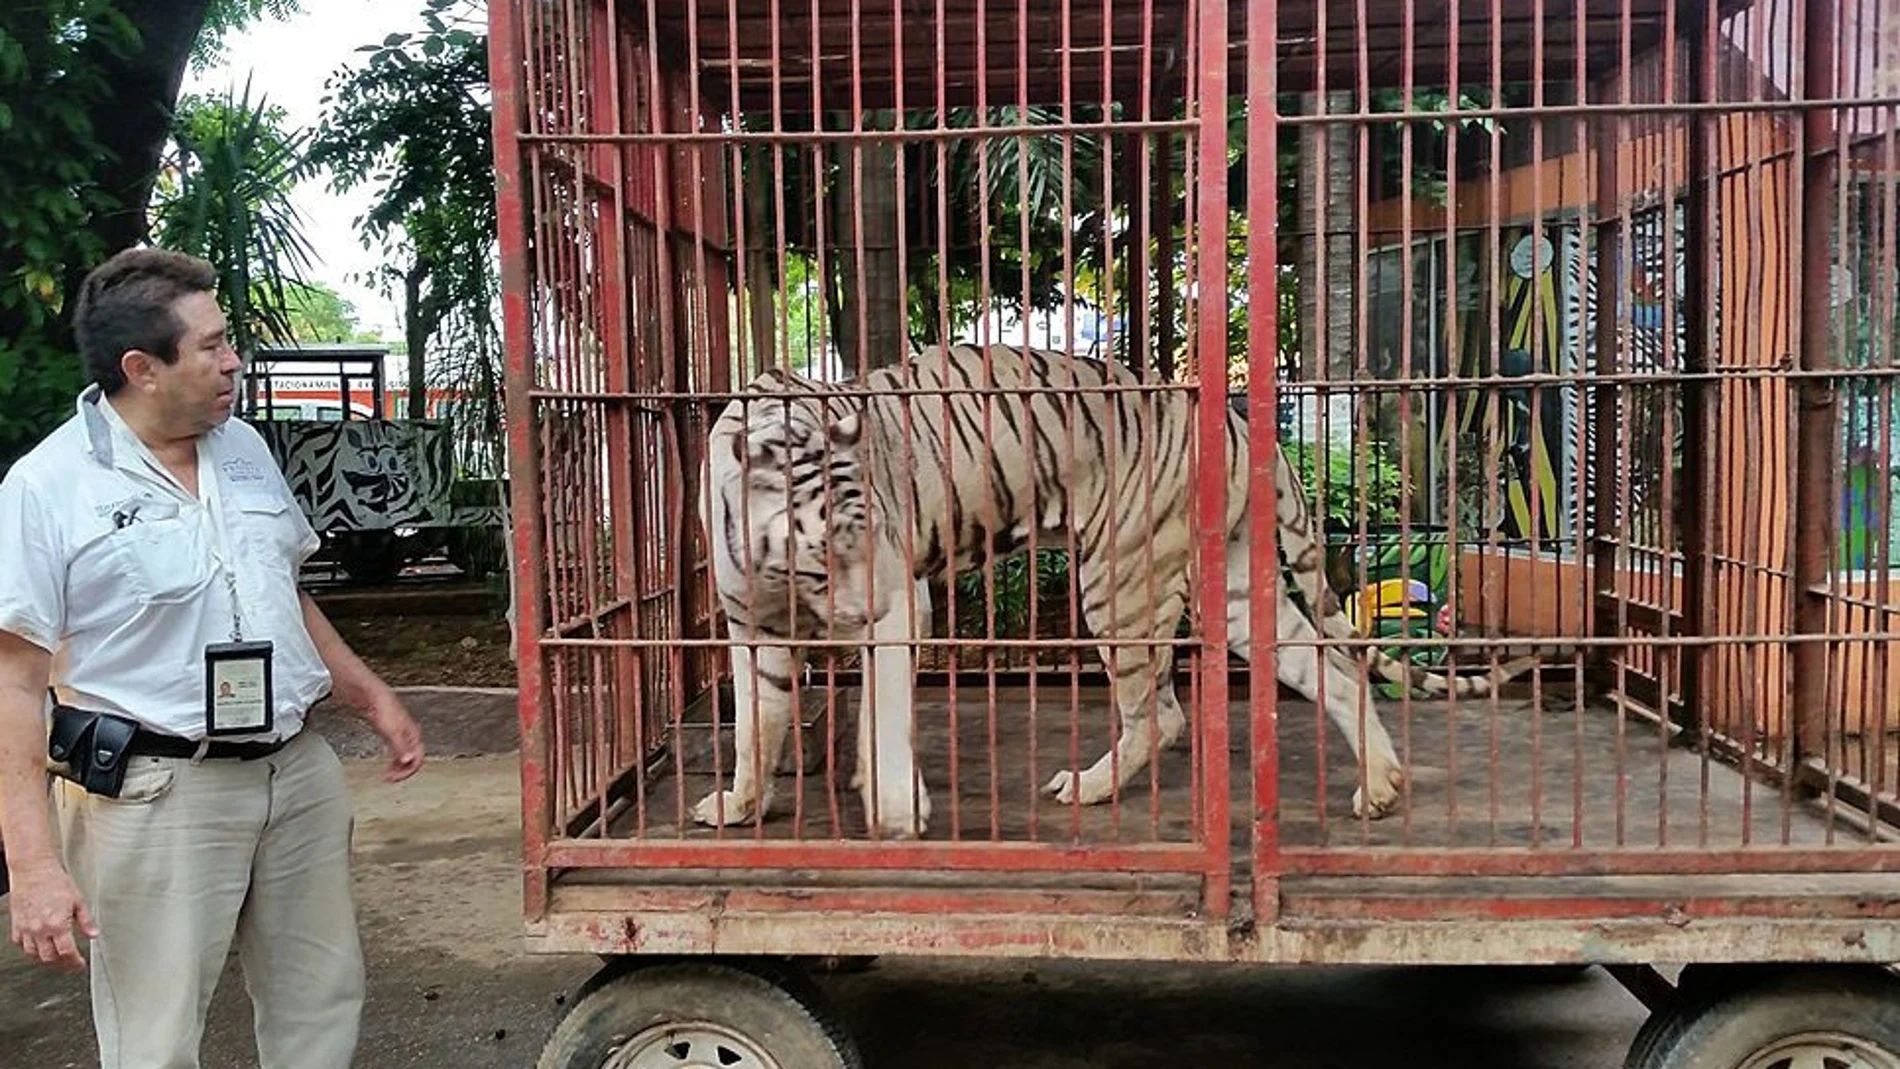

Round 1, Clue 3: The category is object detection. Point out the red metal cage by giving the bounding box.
[487,0,1900,982]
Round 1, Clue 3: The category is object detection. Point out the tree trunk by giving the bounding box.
[404,260,434,419]
[1297,91,1358,382]
[82,0,217,258]
[48,0,217,343]
[743,149,779,373]
[827,113,906,375]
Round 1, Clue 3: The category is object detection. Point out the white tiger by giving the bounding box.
[693,343,1535,838]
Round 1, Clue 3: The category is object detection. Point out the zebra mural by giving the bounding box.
[1419,220,1590,545]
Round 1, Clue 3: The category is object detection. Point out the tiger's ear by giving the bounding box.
[828,413,861,449]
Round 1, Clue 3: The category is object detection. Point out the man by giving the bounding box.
[0,247,425,1069]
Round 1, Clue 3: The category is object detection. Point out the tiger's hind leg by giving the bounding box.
[1222,534,1404,819]
[1042,545,1191,807]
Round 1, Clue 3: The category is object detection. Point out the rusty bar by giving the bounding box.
[1482,0,1504,849]
[510,98,1900,143]
[634,0,695,835]
[525,364,1900,403]
[599,0,653,840]
[974,0,1000,843]
[1528,0,1552,851]
[1278,890,1900,923]
[1650,0,1680,852]
[1685,0,1719,848]
[1345,0,1370,845]
[1276,846,1900,877]
[546,839,1216,873]
[1568,0,1589,851]
[490,0,555,922]
[1792,0,1844,766]
[1195,0,1234,915]
[1396,0,1419,848]
[1246,0,1281,923]
[1614,0,1639,849]
[1447,0,1467,845]
[1875,74,1900,815]
[537,630,1900,651]
[1056,0,1083,847]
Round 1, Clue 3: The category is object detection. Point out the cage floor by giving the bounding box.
[587,680,1892,853]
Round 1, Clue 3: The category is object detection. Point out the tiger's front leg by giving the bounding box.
[693,623,800,828]
[855,581,931,839]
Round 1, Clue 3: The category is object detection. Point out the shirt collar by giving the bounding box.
[77,384,222,481]
[78,383,116,467]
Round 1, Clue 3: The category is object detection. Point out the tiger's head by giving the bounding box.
[720,398,880,634]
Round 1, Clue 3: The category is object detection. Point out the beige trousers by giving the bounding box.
[53,730,364,1069]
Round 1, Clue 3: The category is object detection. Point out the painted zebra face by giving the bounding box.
[727,402,875,632]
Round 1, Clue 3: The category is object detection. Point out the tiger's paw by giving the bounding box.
[1351,762,1406,820]
[692,788,766,828]
[1042,768,1115,807]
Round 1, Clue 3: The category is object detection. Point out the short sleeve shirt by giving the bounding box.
[0,385,332,740]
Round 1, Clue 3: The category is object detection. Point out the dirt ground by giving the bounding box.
[0,684,1658,1068]
[332,610,518,689]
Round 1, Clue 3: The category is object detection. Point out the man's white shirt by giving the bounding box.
[0,385,332,739]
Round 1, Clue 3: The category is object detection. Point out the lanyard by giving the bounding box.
[196,448,247,644]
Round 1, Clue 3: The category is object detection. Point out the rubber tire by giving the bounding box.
[535,959,863,1069]
[1624,965,1900,1069]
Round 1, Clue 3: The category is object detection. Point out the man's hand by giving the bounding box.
[299,593,424,783]
[1,629,87,970]
[7,859,96,972]
[367,695,424,783]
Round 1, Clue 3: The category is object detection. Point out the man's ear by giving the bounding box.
[119,348,163,392]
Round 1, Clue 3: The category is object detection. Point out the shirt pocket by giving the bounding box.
[105,501,215,606]
[229,488,300,562]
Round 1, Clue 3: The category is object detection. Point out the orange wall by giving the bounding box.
[1353,109,1863,744]
[1455,548,1900,740]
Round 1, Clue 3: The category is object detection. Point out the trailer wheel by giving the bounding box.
[535,959,863,1069]
[1624,966,1900,1069]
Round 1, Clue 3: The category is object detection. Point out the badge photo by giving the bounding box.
[205,640,274,736]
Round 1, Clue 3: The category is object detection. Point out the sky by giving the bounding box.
[181,0,436,339]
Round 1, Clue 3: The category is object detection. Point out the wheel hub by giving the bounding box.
[604,1022,782,1069]
[1737,1030,1900,1069]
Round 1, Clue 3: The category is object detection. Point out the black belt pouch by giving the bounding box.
[47,704,140,799]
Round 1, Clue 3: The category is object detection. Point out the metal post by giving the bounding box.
[1792,0,1842,766]
[487,0,554,924]
[1591,96,1623,673]
[1245,0,1281,926]
[1195,0,1235,920]
[1676,2,1715,738]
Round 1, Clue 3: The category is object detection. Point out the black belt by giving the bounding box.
[128,729,296,761]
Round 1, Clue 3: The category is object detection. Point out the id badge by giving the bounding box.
[205,641,274,736]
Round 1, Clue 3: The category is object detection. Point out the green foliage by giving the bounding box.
[736,103,1115,362]
[1,0,306,467]
[151,79,316,360]
[309,0,499,469]
[190,0,302,70]
[283,280,378,342]
[953,547,1072,639]
[1280,436,1409,531]
[0,1,137,464]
